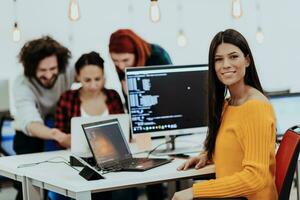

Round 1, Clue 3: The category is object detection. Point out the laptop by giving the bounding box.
[81,118,172,172]
[71,114,130,158]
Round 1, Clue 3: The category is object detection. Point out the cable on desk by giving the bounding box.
[132,150,150,155]
[146,139,173,159]
[17,156,80,172]
[146,136,203,158]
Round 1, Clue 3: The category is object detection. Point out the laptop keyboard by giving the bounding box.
[100,163,122,172]
[98,157,171,172]
[120,158,148,168]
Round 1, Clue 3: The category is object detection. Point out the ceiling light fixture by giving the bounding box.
[68,0,81,21]
[149,0,161,23]
[232,0,242,19]
[177,29,187,47]
[12,22,21,42]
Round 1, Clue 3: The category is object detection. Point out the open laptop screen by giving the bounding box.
[82,119,131,164]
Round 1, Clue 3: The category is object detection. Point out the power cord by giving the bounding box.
[17,156,80,172]
[146,136,202,158]
[146,139,173,159]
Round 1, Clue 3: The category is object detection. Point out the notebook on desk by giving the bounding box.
[81,118,172,172]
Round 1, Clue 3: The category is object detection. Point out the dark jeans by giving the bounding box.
[146,184,166,200]
[13,130,44,154]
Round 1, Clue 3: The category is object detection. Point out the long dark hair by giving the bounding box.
[205,29,264,160]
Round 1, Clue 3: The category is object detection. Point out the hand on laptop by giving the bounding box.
[177,151,209,171]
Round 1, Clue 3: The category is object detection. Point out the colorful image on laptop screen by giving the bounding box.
[82,120,131,163]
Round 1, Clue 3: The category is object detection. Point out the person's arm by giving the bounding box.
[54,92,72,133]
[177,151,210,170]
[53,92,72,148]
[13,76,44,135]
[191,103,276,198]
[13,76,70,148]
[28,122,69,143]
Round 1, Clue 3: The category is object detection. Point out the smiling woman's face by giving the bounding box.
[214,42,250,87]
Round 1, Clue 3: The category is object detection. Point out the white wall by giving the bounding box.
[1,0,300,113]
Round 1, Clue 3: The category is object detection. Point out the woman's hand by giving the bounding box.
[172,187,193,200]
[177,152,208,171]
[52,128,71,148]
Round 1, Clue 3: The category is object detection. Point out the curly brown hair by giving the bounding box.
[18,36,71,78]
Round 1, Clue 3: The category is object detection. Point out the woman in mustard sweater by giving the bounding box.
[172,29,277,200]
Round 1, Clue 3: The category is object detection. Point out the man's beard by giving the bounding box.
[35,75,58,89]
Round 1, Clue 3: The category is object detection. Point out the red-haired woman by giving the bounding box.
[109,29,172,200]
[109,29,172,98]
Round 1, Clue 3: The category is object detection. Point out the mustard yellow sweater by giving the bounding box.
[193,100,278,200]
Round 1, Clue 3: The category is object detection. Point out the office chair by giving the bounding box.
[0,112,14,156]
[276,125,300,200]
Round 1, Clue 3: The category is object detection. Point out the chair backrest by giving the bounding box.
[0,79,10,112]
[0,112,14,156]
[276,125,300,200]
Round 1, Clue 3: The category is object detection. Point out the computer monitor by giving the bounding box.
[269,93,300,136]
[126,64,208,150]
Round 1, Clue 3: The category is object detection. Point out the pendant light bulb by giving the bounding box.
[68,0,80,21]
[232,0,242,19]
[177,30,187,47]
[149,0,161,23]
[256,27,264,44]
[12,23,21,42]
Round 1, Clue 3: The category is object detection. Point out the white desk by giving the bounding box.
[0,149,214,200]
[0,153,29,200]
[0,133,212,200]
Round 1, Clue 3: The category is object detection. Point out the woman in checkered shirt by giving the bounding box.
[54,51,124,146]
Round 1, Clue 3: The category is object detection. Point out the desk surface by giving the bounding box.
[0,150,214,193]
[0,133,214,199]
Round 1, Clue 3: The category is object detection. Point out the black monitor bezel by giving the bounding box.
[125,64,209,137]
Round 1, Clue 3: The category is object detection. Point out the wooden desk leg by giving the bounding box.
[75,191,91,200]
[26,177,43,200]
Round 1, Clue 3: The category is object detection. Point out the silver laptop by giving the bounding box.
[82,119,172,172]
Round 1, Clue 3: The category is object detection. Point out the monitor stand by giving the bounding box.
[152,135,202,156]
